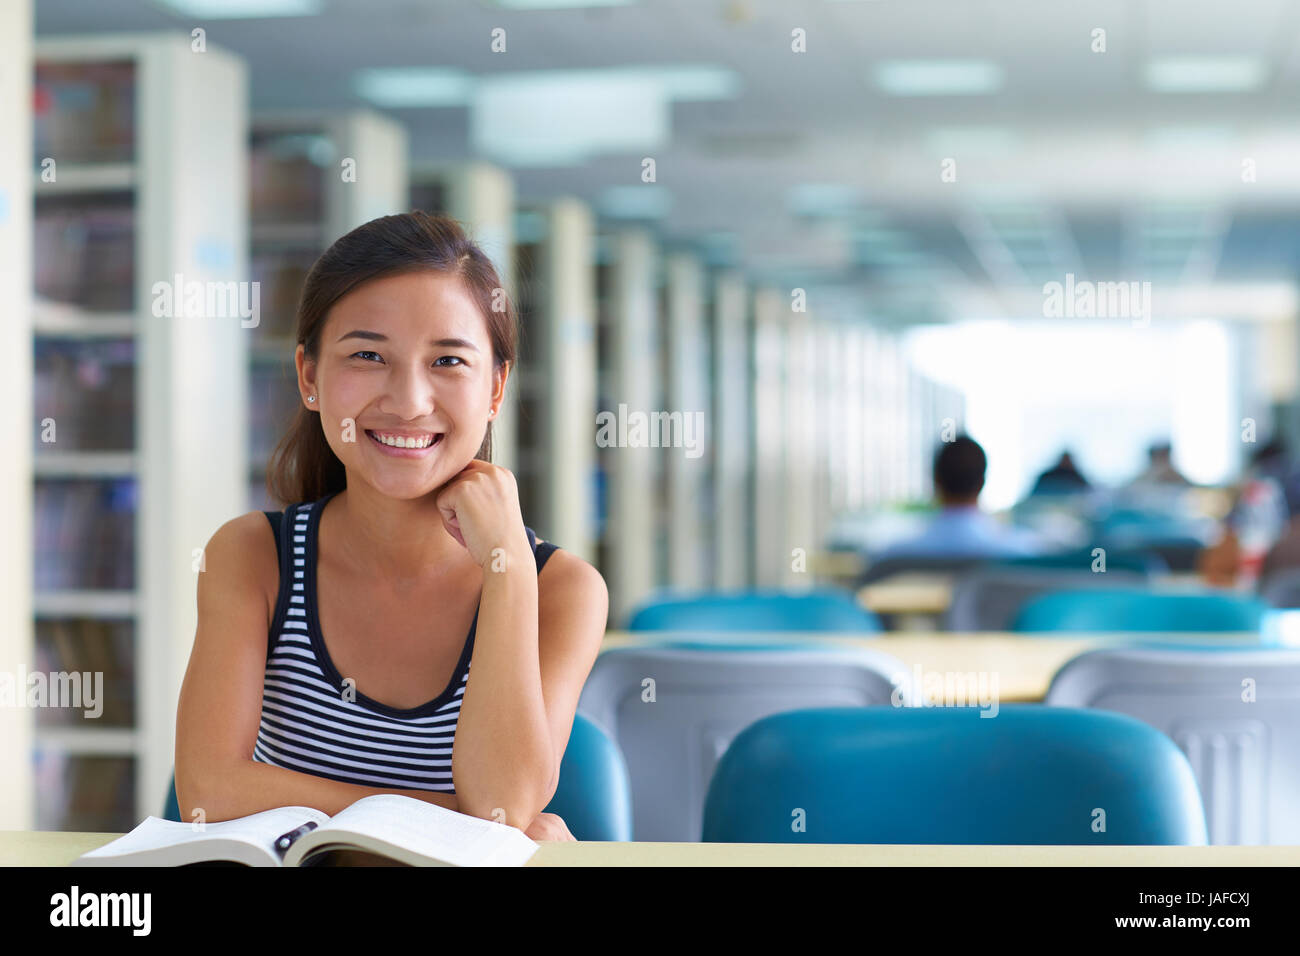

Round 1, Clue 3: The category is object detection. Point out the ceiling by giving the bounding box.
[33,0,1300,323]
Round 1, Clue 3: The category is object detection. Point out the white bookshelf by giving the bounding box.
[247,109,408,510]
[30,32,249,829]
[0,0,34,831]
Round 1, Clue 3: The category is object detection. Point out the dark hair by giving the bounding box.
[933,435,986,500]
[266,211,517,506]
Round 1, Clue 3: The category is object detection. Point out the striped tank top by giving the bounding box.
[251,490,560,793]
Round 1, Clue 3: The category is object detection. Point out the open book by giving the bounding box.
[71,794,538,867]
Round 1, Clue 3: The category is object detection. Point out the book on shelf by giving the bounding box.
[71,794,539,867]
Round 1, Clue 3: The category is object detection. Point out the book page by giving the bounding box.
[76,806,332,864]
[309,794,536,867]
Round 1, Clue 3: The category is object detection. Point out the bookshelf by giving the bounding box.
[247,109,408,510]
[29,32,248,831]
[498,199,600,564]
[603,227,661,625]
[0,0,34,831]
[664,251,710,590]
[711,269,751,590]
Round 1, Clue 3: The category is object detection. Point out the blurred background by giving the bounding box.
[4,0,1300,834]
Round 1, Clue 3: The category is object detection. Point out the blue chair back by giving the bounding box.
[702,705,1207,845]
[541,713,633,840]
[997,548,1165,575]
[165,713,634,841]
[1013,587,1267,632]
[626,588,880,632]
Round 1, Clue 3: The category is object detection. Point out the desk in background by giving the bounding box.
[599,630,1259,702]
[5,831,1298,866]
[858,570,1220,627]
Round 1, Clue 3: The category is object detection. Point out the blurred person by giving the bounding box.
[1128,441,1191,488]
[874,435,1045,560]
[1200,436,1300,586]
[1029,449,1091,496]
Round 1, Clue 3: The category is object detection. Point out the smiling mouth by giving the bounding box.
[365,430,443,450]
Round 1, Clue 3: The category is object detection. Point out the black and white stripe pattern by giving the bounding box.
[252,497,474,792]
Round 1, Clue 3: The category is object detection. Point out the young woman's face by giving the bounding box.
[299,270,505,500]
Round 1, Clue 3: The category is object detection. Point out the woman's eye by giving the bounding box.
[350,350,382,362]
[434,356,465,367]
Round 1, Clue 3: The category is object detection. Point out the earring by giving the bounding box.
[307,395,316,403]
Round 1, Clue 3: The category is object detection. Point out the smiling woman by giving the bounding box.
[174,212,609,838]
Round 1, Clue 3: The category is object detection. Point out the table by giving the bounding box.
[5,830,1297,866]
[857,571,1214,618]
[599,630,1260,702]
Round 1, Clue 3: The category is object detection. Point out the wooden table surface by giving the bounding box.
[599,629,1259,702]
[5,830,1297,867]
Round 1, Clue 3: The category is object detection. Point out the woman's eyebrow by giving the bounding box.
[336,329,480,352]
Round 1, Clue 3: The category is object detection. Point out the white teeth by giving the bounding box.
[371,431,436,449]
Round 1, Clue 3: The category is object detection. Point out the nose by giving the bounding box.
[378,359,437,421]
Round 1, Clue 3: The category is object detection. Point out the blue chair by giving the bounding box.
[1012,587,1267,632]
[702,705,1208,845]
[165,713,634,841]
[626,588,880,632]
[997,548,1166,575]
[541,713,633,841]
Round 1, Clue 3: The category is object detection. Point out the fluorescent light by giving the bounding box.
[472,71,668,166]
[491,0,633,8]
[787,183,860,218]
[926,126,1017,154]
[873,59,1003,96]
[152,0,320,17]
[354,68,473,108]
[1146,57,1265,93]
[651,66,741,101]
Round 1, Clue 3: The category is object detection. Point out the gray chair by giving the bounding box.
[1045,646,1300,845]
[576,643,911,842]
[944,566,1149,632]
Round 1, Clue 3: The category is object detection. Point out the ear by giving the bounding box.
[490,360,511,415]
[295,344,318,411]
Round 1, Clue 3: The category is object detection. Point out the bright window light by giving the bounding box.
[873,60,1003,96]
[1146,57,1266,93]
[152,0,321,17]
[354,68,473,108]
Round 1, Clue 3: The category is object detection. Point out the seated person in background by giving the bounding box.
[1030,449,1091,496]
[1128,441,1192,489]
[873,435,1045,561]
[1200,436,1300,585]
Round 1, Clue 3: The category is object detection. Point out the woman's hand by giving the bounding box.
[434,459,531,570]
[524,811,576,841]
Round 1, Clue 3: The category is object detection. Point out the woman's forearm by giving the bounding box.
[177,758,459,823]
[452,549,554,829]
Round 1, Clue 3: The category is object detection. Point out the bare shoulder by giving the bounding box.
[536,546,608,609]
[535,546,609,649]
[201,511,280,627]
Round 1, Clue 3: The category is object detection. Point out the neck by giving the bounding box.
[325,481,470,584]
